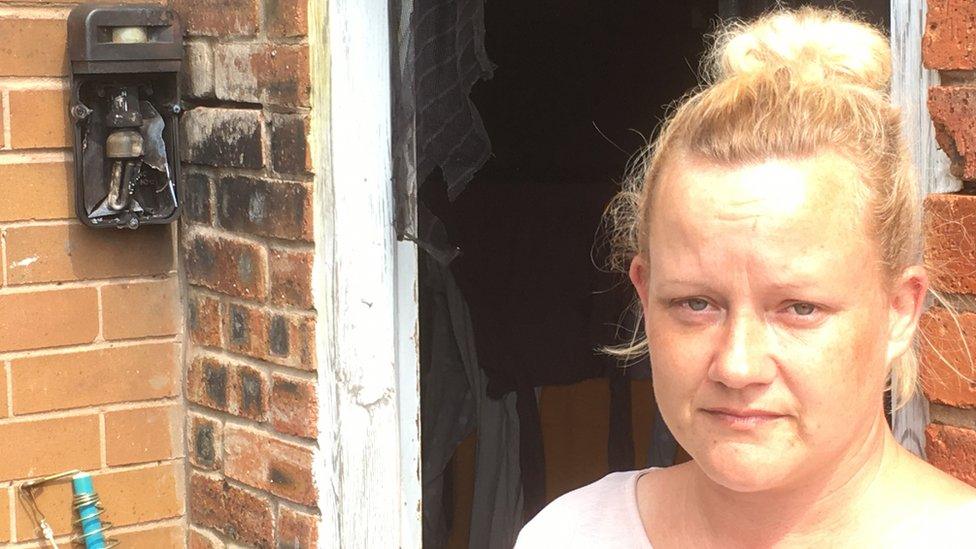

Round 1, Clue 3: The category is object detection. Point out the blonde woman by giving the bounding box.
[516,8,976,548]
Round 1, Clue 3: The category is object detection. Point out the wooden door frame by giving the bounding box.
[890,0,958,457]
[310,0,421,547]
[307,0,945,545]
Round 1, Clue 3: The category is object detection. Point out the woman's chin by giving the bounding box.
[692,444,797,493]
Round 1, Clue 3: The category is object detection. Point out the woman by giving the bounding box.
[516,8,976,548]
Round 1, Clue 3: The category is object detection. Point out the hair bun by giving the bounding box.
[710,8,890,92]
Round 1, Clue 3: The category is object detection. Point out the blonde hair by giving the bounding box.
[607,8,924,404]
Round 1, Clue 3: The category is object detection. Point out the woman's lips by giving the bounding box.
[702,408,787,430]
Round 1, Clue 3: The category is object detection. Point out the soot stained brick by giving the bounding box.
[229,305,250,345]
[189,237,216,274]
[269,315,290,357]
[181,107,264,169]
[239,368,264,416]
[183,171,213,224]
[217,175,312,241]
[268,466,293,487]
[194,423,216,466]
[188,299,199,332]
[203,362,228,408]
[270,114,309,175]
[184,233,268,300]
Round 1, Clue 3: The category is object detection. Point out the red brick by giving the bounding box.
[189,293,223,347]
[105,405,182,466]
[185,232,268,300]
[8,89,71,149]
[189,473,273,547]
[270,248,313,309]
[216,176,312,241]
[171,0,260,37]
[102,278,181,340]
[0,488,9,543]
[920,307,976,408]
[924,0,976,71]
[0,162,74,222]
[101,463,185,526]
[0,374,7,419]
[926,423,976,487]
[188,413,222,471]
[270,113,312,176]
[181,107,264,169]
[223,425,315,505]
[0,415,100,482]
[924,192,976,294]
[224,302,310,368]
[265,0,307,38]
[112,523,185,547]
[277,506,319,549]
[187,355,269,421]
[15,462,184,539]
[184,40,215,99]
[271,374,317,439]
[0,287,98,353]
[928,87,976,181]
[184,171,214,225]
[295,316,317,371]
[215,43,310,107]
[189,526,225,549]
[4,224,174,285]
[11,343,178,414]
[0,19,67,77]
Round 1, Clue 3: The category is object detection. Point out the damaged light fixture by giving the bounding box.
[68,4,183,229]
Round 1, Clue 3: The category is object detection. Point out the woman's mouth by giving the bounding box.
[701,407,787,430]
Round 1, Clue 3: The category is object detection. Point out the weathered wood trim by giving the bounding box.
[310,0,421,546]
[889,0,958,457]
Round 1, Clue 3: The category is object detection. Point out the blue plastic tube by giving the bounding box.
[72,473,106,549]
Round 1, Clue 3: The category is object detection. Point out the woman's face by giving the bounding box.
[630,153,921,492]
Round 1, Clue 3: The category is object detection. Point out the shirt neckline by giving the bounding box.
[626,467,657,548]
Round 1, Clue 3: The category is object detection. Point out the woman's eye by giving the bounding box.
[789,302,816,316]
[684,298,710,311]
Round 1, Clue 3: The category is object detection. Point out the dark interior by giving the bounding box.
[418,1,891,546]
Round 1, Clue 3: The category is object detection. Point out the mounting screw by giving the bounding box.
[126,217,140,230]
[70,104,92,120]
[169,104,182,115]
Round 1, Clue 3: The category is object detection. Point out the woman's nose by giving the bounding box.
[707,311,776,389]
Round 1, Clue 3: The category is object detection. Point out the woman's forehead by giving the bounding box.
[652,153,866,233]
[647,153,876,279]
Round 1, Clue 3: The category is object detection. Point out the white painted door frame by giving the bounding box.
[890,0,958,457]
[310,0,421,547]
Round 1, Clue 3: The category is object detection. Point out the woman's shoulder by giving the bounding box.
[884,452,976,546]
[514,468,654,548]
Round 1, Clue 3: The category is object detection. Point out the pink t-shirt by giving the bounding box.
[515,467,976,548]
[515,468,655,548]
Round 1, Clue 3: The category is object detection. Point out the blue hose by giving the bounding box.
[72,473,107,549]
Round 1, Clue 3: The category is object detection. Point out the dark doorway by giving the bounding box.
[415,1,892,547]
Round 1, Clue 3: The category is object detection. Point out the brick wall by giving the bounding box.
[920,0,976,488]
[171,0,320,546]
[0,2,185,546]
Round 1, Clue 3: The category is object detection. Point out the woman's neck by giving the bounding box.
[685,411,902,547]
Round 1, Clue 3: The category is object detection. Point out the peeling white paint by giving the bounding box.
[310,0,420,547]
[890,0,948,457]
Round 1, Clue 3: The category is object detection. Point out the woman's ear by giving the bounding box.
[629,255,651,312]
[886,265,928,365]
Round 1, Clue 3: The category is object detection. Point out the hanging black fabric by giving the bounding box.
[392,0,495,253]
[449,172,640,519]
